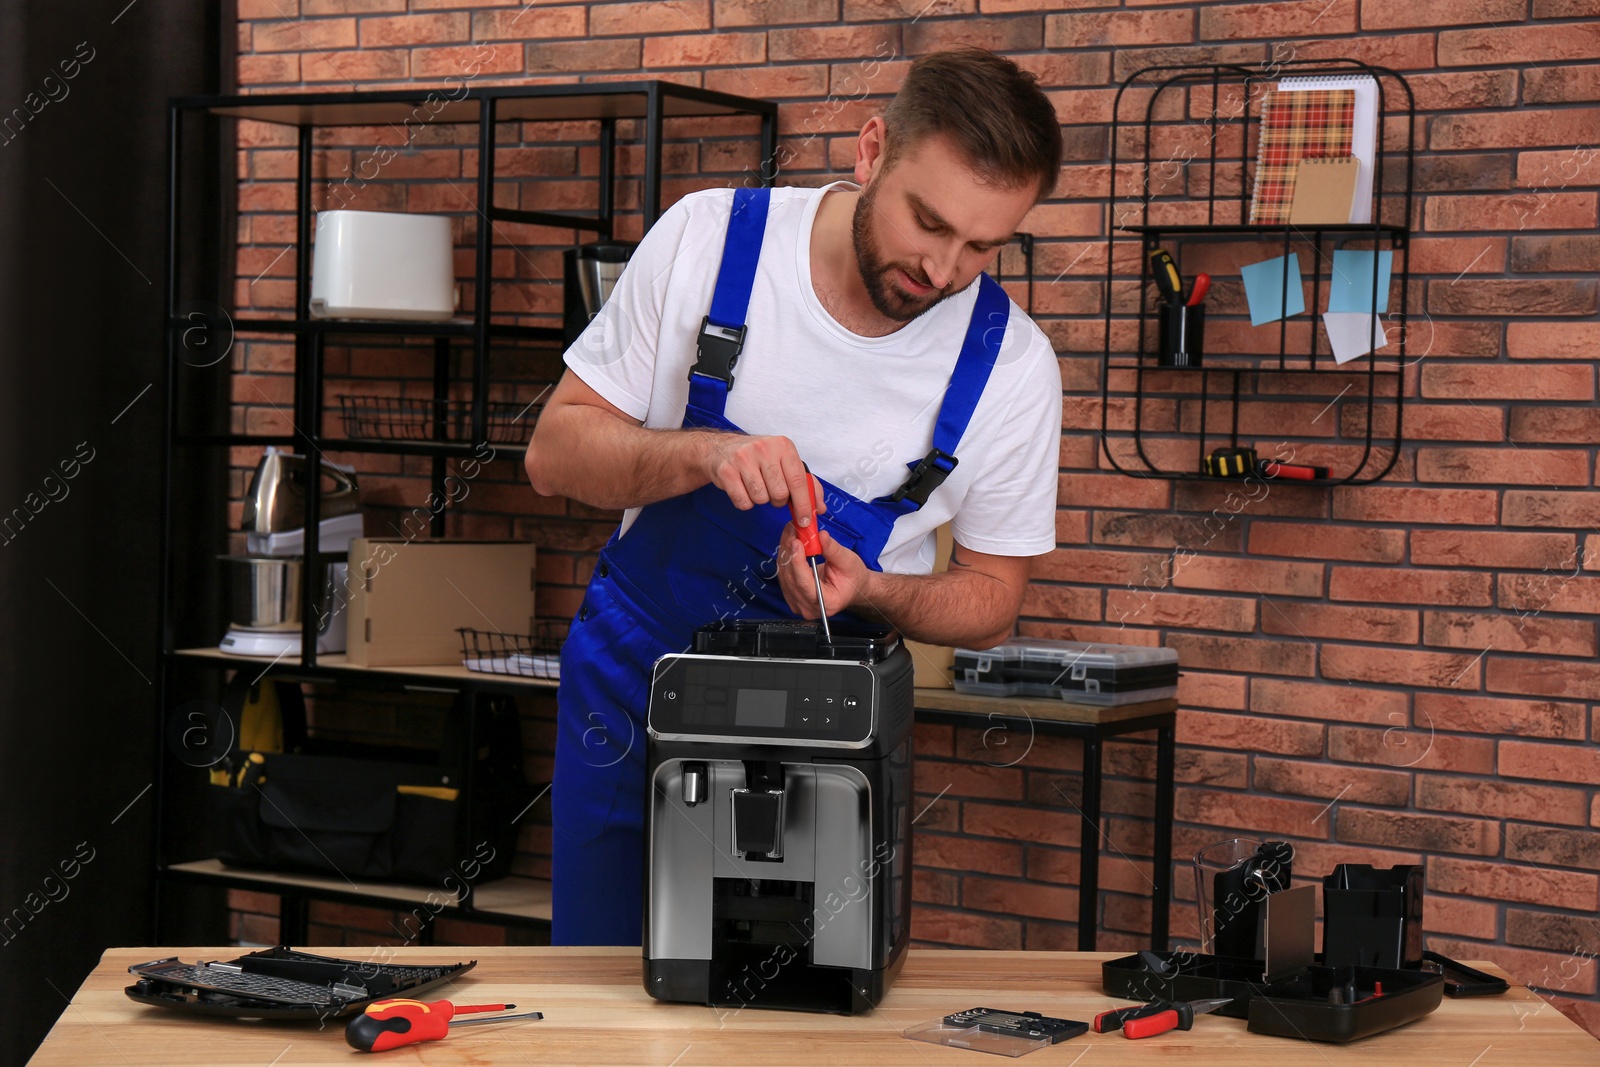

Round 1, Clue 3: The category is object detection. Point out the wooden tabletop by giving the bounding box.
[31,947,1595,1065]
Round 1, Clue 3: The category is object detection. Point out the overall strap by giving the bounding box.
[881,272,1012,514]
[687,187,771,417]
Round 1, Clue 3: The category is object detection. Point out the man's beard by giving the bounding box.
[850,183,954,323]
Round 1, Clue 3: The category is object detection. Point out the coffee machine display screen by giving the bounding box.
[735,689,787,728]
[648,657,875,744]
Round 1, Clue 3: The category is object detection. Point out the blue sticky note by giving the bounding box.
[1241,253,1306,327]
[1328,249,1393,314]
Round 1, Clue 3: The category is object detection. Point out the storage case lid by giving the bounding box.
[957,638,1179,669]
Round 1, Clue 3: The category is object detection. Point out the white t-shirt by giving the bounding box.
[564,182,1061,575]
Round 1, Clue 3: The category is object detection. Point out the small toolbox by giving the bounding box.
[953,639,1178,704]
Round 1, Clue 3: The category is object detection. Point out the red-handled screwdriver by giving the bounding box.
[1120,997,1231,1039]
[345,998,543,1053]
[1187,272,1212,307]
[789,472,832,643]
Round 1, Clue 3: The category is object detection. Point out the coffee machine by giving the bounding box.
[643,620,914,1015]
[562,241,636,345]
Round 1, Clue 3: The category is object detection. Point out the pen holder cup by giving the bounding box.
[1157,302,1204,368]
[1322,864,1424,970]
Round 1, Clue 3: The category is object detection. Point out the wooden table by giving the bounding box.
[915,689,1178,951]
[32,948,1596,1065]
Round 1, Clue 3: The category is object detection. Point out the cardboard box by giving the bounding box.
[906,524,956,689]
[345,539,536,666]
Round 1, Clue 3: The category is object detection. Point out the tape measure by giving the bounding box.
[1203,447,1258,478]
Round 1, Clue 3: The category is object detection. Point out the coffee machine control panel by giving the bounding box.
[648,655,874,746]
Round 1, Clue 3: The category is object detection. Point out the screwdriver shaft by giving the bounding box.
[810,561,832,642]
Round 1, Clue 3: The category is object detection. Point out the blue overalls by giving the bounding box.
[550,188,1013,945]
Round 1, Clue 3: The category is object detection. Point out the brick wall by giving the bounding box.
[225,0,1600,1036]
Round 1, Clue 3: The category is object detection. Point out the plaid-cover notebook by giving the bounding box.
[1248,87,1355,224]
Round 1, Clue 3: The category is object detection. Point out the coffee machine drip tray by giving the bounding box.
[694,619,900,663]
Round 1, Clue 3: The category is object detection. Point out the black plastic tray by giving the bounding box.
[1103,951,1444,1043]
[694,619,900,662]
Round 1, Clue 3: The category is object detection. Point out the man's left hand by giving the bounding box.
[777,525,872,620]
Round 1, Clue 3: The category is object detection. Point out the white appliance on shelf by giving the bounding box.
[309,210,456,322]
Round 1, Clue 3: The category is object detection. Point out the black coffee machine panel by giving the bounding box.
[643,620,913,1015]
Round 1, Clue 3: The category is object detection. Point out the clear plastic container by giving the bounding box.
[952,638,1178,704]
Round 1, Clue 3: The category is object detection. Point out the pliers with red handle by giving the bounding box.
[1093,997,1232,1039]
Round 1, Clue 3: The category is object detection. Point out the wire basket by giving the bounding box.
[458,621,568,680]
[338,394,544,444]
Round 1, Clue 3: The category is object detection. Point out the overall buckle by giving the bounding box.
[890,447,959,507]
[690,316,746,385]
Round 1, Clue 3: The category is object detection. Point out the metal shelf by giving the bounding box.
[1100,59,1413,487]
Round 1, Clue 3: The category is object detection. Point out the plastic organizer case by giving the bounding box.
[952,639,1178,704]
[1102,951,1443,1043]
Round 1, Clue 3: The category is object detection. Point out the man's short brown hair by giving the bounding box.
[880,48,1063,202]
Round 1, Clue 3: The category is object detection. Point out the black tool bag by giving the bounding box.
[209,679,530,885]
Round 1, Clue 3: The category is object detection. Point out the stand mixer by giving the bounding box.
[219,448,363,657]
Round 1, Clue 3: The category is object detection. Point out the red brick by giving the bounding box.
[963,877,1079,922]
[1426,894,1500,940]
[963,802,1081,848]
[1379,402,1507,441]
[1418,693,1587,741]
[1415,69,1521,111]
[1251,678,1409,726]
[1058,472,1174,511]
[1330,486,1499,525]
[1336,808,1499,856]
[1490,657,1600,702]
[1035,548,1167,587]
[302,48,410,82]
[915,759,1024,802]
[1419,772,1590,826]
[1508,824,1600,872]
[704,64,829,99]
[1321,643,1484,690]
[1178,672,1248,712]
[239,53,300,84]
[1433,279,1599,317]
[1168,633,1317,678]
[254,17,357,51]
[1439,24,1600,67]
[1536,0,1600,12]
[1200,0,1355,39]
[1426,193,1598,232]
[1501,570,1600,619]
[911,867,959,906]
[1512,237,1600,279]
[1428,608,1596,658]
[1406,236,1506,275]
[526,39,641,73]
[643,31,765,67]
[1329,567,1494,610]
[1246,522,1404,564]
[1330,725,1495,774]
[1412,530,1578,570]
[303,0,404,11]
[1177,710,1325,756]
[1093,511,1244,553]
[358,12,468,47]
[1293,32,1437,71]
[1431,856,1598,910]
[1501,739,1600,788]
[911,906,1021,949]
[716,0,838,25]
[1508,323,1600,360]
[907,16,1043,53]
[1168,556,1324,598]
[768,24,899,61]
[1021,583,1102,623]
[1253,757,1411,806]
[1504,490,1600,529]
[1107,589,1255,632]
[1507,910,1600,957]
[1175,749,1249,789]
[473,7,585,37]
[1176,787,1330,838]
[1262,602,1417,644]
[915,833,1023,877]
[1525,66,1600,104]
[1420,446,1590,486]
[847,0,970,15]
[1046,10,1193,48]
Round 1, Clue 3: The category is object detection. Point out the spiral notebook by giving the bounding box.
[1249,74,1378,225]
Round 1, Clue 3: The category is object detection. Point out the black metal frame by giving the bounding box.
[155,81,778,942]
[1100,60,1414,486]
[914,704,1176,952]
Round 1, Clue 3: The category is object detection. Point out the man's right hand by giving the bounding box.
[702,434,822,528]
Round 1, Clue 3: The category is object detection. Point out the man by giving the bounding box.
[524,48,1064,946]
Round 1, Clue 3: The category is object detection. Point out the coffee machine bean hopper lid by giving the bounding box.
[693,619,900,663]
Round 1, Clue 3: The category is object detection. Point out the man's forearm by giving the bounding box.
[850,566,1021,649]
[527,404,721,510]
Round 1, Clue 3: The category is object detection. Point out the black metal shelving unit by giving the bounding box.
[1100,60,1414,487]
[156,81,778,943]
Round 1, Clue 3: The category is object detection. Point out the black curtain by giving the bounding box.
[0,2,230,1063]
